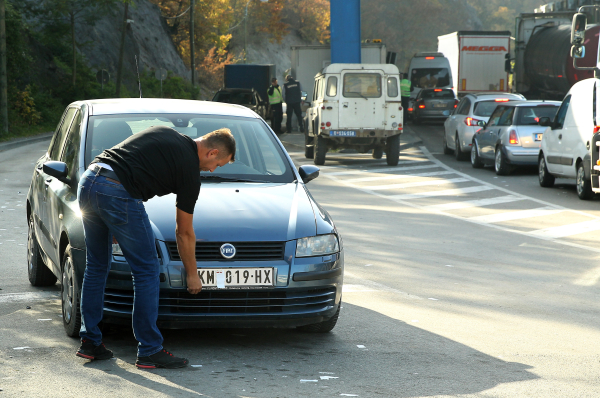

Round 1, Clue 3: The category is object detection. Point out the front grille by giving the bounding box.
[165,241,285,262]
[104,287,336,315]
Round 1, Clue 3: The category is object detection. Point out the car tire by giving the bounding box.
[297,301,341,333]
[61,244,81,337]
[372,147,383,159]
[470,141,484,169]
[455,135,467,161]
[443,133,452,155]
[538,155,555,187]
[304,132,314,159]
[495,147,510,175]
[386,134,400,166]
[314,134,327,166]
[576,162,594,200]
[27,214,57,287]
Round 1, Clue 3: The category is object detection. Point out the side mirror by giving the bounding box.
[298,164,319,184]
[538,117,553,127]
[43,161,71,185]
[571,13,587,46]
[477,120,486,127]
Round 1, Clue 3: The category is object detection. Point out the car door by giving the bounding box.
[544,95,571,175]
[447,97,471,150]
[478,106,506,159]
[338,71,385,129]
[496,106,516,147]
[38,107,77,265]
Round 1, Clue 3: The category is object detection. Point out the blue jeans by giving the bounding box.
[77,168,163,357]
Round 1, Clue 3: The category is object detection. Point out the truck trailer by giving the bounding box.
[223,64,275,107]
[438,31,511,97]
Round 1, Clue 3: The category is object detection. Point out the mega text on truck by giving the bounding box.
[304,63,403,166]
[437,31,510,97]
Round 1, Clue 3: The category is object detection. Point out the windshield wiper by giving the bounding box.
[200,175,270,183]
[347,91,369,100]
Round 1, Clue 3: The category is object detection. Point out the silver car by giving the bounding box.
[470,100,560,175]
[411,88,457,124]
[443,92,526,161]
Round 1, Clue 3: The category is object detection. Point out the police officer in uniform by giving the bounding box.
[267,77,283,135]
[284,75,304,133]
[400,73,411,120]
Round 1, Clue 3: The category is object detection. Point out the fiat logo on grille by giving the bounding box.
[220,243,236,259]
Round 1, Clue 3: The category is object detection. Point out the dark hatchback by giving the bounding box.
[27,98,343,337]
[212,88,268,120]
[411,88,458,124]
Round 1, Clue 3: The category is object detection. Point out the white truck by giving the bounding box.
[290,43,387,102]
[304,63,403,166]
[437,31,511,97]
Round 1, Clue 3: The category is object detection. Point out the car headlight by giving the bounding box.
[296,234,339,258]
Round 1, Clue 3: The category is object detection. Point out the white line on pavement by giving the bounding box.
[425,195,524,211]
[529,220,600,239]
[467,206,563,224]
[326,164,439,176]
[364,177,470,191]
[344,170,455,183]
[389,185,494,200]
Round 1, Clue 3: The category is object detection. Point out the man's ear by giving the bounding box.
[207,148,220,158]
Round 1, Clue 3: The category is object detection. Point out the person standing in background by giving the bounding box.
[284,75,304,133]
[400,73,411,120]
[267,77,283,135]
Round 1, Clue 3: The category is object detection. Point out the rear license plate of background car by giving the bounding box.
[330,131,356,137]
[198,268,274,287]
[535,133,543,141]
[434,103,447,108]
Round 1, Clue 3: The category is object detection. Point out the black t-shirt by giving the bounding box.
[93,126,201,214]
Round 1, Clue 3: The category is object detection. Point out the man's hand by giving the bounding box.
[187,272,202,294]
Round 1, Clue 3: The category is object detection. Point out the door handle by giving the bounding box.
[45,178,52,187]
[587,141,591,150]
[558,134,562,140]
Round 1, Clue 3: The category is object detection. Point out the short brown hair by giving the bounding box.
[202,128,236,163]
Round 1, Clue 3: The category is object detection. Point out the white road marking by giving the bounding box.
[0,291,59,303]
[426,195,524,211]
[326,164,439,176]
[529,220,600,239]
[365,177,469,191]
[390,185,494,200]
[345,170,455,183]
[468,206,563,224]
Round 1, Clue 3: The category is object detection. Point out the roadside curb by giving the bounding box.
[0,132,53,153]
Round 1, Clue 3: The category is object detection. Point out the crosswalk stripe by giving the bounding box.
[468,206,563,224]
[326,164,438,176]
[345,170,455,183]
[389,185,494,200]
[529,220,600,239]
[425,195,524,211]
[365,177,470,191]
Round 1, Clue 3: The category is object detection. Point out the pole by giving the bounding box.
[71,11,76,86]
[244,1,249,63]
[190,0,195,88]
[116,3,128,97]
[0,0,7,134]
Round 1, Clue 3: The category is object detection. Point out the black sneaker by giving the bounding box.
[76,339,113,360]
[136,349,189,369]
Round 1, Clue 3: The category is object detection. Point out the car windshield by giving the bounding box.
[343,73,382,98]
[515,105,559,126]
[473,100,506,117]
[420,89,455,99]
[84,114,294,183]
[410,68,450,89]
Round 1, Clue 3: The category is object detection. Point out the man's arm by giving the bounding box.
[268,85,274,95]
[176,208,202,294]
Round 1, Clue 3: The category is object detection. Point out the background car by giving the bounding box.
[411,88,457,124]
[212,88,268,120]
[443,92,526,160]
[27,98,343,337]
[470,100,560,175]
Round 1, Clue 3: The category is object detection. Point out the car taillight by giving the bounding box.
[326,122,331,127]
[509,130,519,145]
[425,56,435,60]
[434,89,442,92]
[408,108,414,112]
[454,99,459,108]
[594,126,600,134]
[495,98,509,102]
[464,117,481,126]
[418,104,426,109]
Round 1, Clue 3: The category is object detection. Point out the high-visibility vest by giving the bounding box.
[268,86,283,104]
[400,79,411,97]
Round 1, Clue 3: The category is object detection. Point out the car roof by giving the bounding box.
[496,100,561,107]
[215,88,255,93]
[75,98,259,118]
[466,92,525,101]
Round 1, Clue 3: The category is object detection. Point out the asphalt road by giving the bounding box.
[1,127,600,397]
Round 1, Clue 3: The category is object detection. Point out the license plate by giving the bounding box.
[433,103,447,108]
[198,268,274,288]
[535,133,543,141]
[330,130,356,137]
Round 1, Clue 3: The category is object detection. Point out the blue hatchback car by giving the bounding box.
[26,98,343,336]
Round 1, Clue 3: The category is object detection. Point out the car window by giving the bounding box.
[456,98,471,115]
[343,73,382,98]
[61,110,82,177]
[554,95,571,129]
[48,107,77,160]
[487,107,506,127]
[515,105,559,125]
[497,107,515,126]
[318,77,325,99]
[85,114,294,183]
[386,77,399,97]
[410,68,450,89]
[474,101,502,117]
[312,79,319,101]
[326,76,337,97]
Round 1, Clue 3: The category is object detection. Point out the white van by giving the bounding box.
[407,52,453,100]
[304,63,403,166]
[538,78,597,199]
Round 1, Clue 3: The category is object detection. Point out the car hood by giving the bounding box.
[144,182,320,242]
